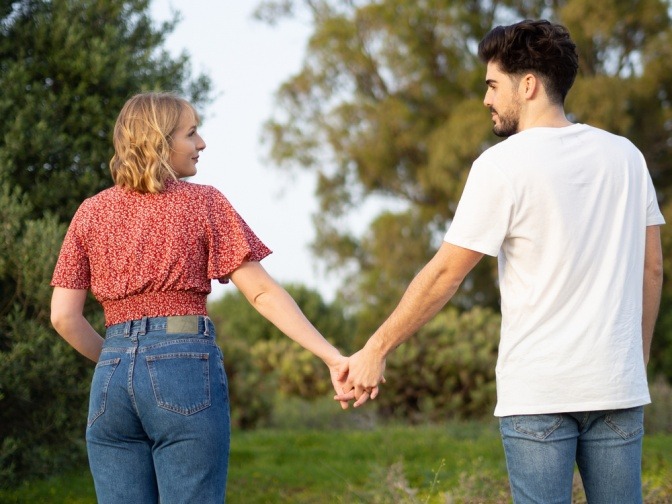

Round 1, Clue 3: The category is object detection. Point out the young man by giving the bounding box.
[335,19,665,503]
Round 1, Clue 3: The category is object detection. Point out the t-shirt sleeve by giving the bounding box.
[51,206,91,289]
[205,189,272,283]
[444,158,515,257]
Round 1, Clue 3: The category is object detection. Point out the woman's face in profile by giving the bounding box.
[169,109,206,178]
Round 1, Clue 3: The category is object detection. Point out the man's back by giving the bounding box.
[445,123,665,415]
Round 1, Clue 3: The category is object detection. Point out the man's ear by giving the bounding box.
[520,73,538,99]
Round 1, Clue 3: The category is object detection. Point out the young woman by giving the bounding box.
[50,92,347,503]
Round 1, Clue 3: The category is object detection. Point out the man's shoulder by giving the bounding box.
[568,123,640,150]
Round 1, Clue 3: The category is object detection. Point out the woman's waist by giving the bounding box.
[105,314,212,339]
[101,291,208,326]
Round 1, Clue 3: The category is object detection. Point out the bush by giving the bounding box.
[210,284,355,428]
[219,336,276,430]
[0,187,98,486]
[0,314,91,485]
[375,306,500,422]
[646,375,672,434]
[219,336,346,429]
[252,339,335,398]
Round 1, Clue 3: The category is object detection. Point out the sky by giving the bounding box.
[149,1,339,301]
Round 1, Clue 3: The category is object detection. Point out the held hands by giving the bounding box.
[333,345,386,408]
[326,354,351,410]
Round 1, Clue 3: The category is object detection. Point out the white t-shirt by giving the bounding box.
[444,124,665,416]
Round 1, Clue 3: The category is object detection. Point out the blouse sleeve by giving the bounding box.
[205,188,272,282]
[51,206,91,289]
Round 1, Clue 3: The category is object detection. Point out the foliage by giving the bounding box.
[0,0,212,485]
[0,0,212,222]
[256,0,672,373]
[210,283,353,351]
[651,201,672,383]
[646,375,672,434]
[253,338,335,398]
[221,336,277,430]
[377,306,500,422]
[0,184,98,485]
[209,284,354,428]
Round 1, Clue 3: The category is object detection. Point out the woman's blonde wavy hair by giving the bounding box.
[110,92,199,193]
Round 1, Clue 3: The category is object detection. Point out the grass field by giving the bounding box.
[2,409,671,504]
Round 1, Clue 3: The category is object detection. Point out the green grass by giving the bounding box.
[227,421,509,503]
[2,411,671,503]
[0,471,96,504]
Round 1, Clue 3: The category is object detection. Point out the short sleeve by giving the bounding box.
[444,158,515,256]
[205,189,272,282]
[51,206,92,289]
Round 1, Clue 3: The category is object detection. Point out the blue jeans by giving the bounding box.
[499,407,644,503]
[86,316,231,504]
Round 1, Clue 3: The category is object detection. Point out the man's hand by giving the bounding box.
[334,345,386,408]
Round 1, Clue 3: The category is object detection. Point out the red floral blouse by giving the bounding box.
[51,180,272,326]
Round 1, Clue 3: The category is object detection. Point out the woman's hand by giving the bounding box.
[334,345,386,408]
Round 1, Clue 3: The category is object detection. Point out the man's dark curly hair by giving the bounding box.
[478,19,579,104]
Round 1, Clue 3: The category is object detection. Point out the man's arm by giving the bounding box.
[642,225,663,365]
[337,242,484,406]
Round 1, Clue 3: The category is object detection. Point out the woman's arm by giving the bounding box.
[229,261,348,407]
[50,287,104,363]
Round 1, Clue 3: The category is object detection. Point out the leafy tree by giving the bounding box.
[256,0,672,369]
[0,0,212,485]
[0,184,104,484]
[0,0,212,222]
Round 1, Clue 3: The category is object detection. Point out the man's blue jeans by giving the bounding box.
[86,316,231,504]
[499,407,644,504]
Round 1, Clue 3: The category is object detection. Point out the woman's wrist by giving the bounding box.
[320,346,344,368]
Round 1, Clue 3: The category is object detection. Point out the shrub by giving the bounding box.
[375,306,500,422]
[219,336,276,430]
[210,284,355,428]
[252,339,335,399]
[0,188,97,486]
[646,375,672,434]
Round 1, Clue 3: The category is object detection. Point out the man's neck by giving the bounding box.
[519,104,572,131]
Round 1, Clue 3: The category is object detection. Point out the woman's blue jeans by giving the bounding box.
[499,407,644,504]
[86,316,231,504]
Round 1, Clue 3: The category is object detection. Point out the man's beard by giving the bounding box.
[491,107,520,138]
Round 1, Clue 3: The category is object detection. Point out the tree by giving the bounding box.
[256,0,672,363]
[0,0,212,222]
[0,184,103,484]
[0,0,212,485]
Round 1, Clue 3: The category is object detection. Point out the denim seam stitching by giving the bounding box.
[146,353,211,415]
[87,357,121,427]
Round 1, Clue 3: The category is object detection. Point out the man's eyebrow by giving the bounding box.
[485,78,497,85]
